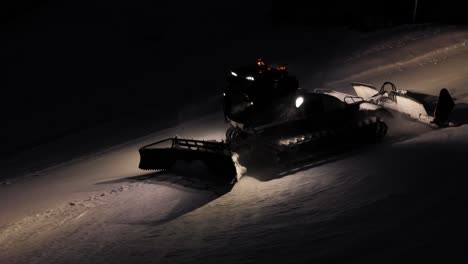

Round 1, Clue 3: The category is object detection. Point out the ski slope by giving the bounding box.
[2,25,468,263]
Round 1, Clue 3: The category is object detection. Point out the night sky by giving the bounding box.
[1,0,466,157]
[1,1,273,156]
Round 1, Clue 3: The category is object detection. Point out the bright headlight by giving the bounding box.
[246,76,255,81]
[295,96,304,108]
[231,71,238,77]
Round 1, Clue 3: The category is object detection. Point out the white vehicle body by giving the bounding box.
[317,82,455,127]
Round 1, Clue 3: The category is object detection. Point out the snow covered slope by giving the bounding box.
[2,25,468,263]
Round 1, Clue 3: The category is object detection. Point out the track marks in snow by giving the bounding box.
[0,182,138,263]
[329,39,468,86]
[0,179,218,264]
[344,29,433,62]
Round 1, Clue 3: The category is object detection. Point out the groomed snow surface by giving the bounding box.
[2,25,468,263]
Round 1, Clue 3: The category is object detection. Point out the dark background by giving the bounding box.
[273,1,468,29]
[1,0,467,158]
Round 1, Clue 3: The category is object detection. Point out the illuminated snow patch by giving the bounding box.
[231,152,247,180]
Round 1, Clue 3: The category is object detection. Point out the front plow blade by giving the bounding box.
[139,138,237,185]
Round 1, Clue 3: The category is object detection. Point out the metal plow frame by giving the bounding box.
[138,137,237,185]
